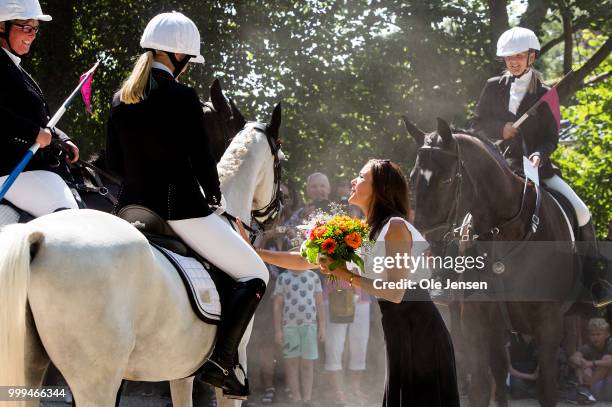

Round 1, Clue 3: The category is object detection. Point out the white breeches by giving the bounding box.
[543,175,591,226]
[0,170,78,217]
[324,301,370,371]
[168,214,269,284]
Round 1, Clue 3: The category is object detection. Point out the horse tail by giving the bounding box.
[0,223,44,388]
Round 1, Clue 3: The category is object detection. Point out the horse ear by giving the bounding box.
[229,98,246,128]
[269,102,282,139]
[402,115,425,146]
[436,117,453,144]
[210,78,231,120]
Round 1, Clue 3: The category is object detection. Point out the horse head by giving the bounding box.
[403,117,477,249]
[218,102,284,228]
[202,78,247,162]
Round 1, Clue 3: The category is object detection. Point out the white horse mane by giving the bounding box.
[217,123,266,183]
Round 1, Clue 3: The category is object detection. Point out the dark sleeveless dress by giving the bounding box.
[378,293,460,406]
[376,218,460,406]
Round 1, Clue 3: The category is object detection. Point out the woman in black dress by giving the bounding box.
[246,159,460,406]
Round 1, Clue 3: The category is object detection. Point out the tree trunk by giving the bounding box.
[486,0,510,46]
[557,0,573,74]
[558,37,612,103]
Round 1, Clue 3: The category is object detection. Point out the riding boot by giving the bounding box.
[578,219,612,308]
[197,278,266,399]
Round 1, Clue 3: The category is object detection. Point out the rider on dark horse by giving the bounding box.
[471,26,612,307]
[106,12,269,399]
[0,0,81,219]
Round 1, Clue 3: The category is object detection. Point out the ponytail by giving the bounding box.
[528,68,542,94]
[119,51,154,104]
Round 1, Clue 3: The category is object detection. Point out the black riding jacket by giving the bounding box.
[106,68,221,220]
[471,74,559,179]
[0,48,71,176]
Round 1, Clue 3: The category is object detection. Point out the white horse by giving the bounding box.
[0,103,283,407]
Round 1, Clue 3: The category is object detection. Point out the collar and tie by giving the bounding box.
[508,69,533,115]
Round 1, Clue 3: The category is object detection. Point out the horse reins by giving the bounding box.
[49,139,120,205]
[416,135,541,246]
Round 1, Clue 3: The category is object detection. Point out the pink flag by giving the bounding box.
[540,87,561,131]
[79,69,95,114]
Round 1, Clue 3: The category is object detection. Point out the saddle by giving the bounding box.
[541,186,578,240]
[117,205,235,324]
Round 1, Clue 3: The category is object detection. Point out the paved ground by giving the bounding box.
[42,394,612,406]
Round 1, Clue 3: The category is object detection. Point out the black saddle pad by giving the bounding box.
[542,187,578,238]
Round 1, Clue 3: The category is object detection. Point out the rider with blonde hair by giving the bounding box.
[106,12,268,399]
[472,26,611,307]
[0,0,80,218]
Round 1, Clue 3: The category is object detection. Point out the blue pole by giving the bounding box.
[0,144,40,201]
[0,60,100,202]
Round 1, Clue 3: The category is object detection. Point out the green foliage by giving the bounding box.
[19,1,610,231]
[553,33,612,237]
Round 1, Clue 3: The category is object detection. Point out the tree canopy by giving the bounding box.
[28,0,611,234]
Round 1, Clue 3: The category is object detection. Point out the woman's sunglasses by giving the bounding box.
[12,23,40,34]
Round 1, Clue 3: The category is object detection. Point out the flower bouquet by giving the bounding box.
[300,214,370,273]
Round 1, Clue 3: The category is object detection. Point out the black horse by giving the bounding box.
[405,117,583,407]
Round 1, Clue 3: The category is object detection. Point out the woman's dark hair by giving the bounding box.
[366,159,412,240]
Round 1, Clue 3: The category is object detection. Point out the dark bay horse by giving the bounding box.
[405,117,581,407]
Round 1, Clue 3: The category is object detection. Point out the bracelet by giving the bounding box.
[349,274,355,287]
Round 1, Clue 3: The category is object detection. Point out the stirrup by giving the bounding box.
[592,280,612,308]
[221,363,249,400]
[208,358,230,376]
[197,357,230,390]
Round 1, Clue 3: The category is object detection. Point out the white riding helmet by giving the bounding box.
[0,0,51,22]
[140,12,204,64]
[496,27,540,57]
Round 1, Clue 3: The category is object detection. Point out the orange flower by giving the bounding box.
[313,225,327,239]
[344,232,362,249]
[321,238,337,254]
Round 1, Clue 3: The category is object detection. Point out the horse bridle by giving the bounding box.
[416,135,542,247]
[219,123,283,239]
[415,137,478,245]
[200,101,283,234]
[249,124,283,231]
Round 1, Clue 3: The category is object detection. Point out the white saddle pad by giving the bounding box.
[0,204,20,227]
[154,245,221,322]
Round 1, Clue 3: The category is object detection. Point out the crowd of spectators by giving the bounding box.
[245,171,375,407]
